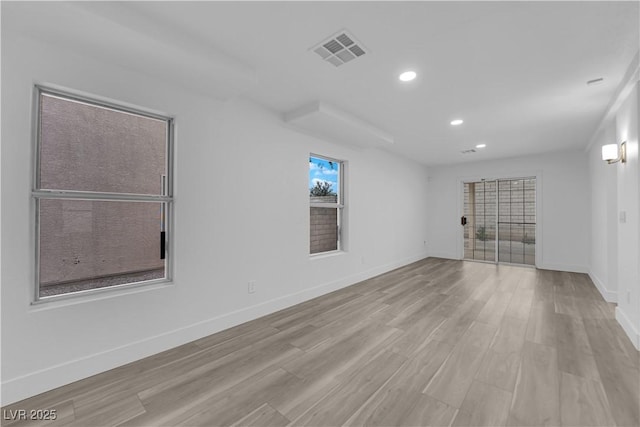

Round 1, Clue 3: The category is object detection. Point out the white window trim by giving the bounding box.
[309,249,345,260]
[31,85,175,304]
[309,153,345,255]
[309,202,344,209]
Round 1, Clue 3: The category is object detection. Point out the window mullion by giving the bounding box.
[32,190,172,203]
[309,202,342,209]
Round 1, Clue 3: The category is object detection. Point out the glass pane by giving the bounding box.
[524,189,535,203]
[525,202,536,224]
[485,187,497,217]
[511,224,525,264]
[498,223,511,263]
[464,181,497,262]
[475,218,487,260]
[464,175,475,260]
[524,179,536,190]
[464,222,473,259]
[485,236,496,262]
[464,182,475,260]
[464,247,474,259]
[39,199,165,297]
[498,202,510,223]
[309,156,340,203]
[310,207,338,254]
[511,202,524,223]
[524,224,536,265]
[39,93,168,195]
[473,220,480,253]
[498,180,511,198]
[475,184,485,203]
[511,179,524,193]
[497,177,536,265]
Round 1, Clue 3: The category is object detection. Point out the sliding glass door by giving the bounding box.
[463,181,497,262]
[498,178,536,265]
[463,177,536,266]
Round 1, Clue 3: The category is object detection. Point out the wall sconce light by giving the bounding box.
[602,142,626,164]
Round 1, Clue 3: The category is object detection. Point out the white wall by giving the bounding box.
[0,33,429,405]
[615,83,640,349]
[427,151,590,273]
[587,63,640,350]
[588,120,618,301]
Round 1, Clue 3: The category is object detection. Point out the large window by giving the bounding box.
[309,155,343,254]
[33,87,173,301]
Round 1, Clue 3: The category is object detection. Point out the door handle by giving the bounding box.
[461,216,467,226]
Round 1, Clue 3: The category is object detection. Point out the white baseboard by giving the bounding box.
[427,256,590,275]
[588,271,618,303]
[427,251,459,260]
[1,252,428,406]
[615,306,640,351]
[538,263,589,274]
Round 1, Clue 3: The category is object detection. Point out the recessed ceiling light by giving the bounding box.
[587,77,604,86]
[476,144,486,148]
[450,119,463,126]
[399,71,417,82]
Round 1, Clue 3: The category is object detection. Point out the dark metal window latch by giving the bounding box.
[160,231,166,259]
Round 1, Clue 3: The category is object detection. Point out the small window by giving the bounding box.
[309,155,344,254]
[33,87,173,300]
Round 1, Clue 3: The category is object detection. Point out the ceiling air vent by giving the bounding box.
[311,30,367,67]
[461,149,476,154]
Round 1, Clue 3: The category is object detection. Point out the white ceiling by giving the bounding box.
[4,1,639,166]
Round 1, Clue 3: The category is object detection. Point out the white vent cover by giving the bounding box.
[461,149,477,154]
[311,30,367,67]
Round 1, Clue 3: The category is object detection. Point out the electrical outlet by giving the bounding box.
[620,211,627,223]
[248,281,256,294]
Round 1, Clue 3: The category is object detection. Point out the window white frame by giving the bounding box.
[32,85,174,303]
[309,154,345,255]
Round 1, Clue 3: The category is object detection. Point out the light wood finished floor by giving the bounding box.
[3,258,639,427]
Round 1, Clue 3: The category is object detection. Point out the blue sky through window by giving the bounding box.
[309,156,339,194]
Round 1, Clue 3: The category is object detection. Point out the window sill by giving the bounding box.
[29,279,174,311]
[309,250,345,260]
